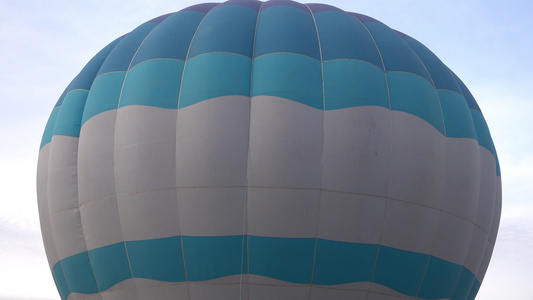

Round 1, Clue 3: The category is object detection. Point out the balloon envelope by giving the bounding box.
[37,1,501,300]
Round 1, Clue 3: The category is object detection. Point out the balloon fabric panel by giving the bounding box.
[37,1,502,300]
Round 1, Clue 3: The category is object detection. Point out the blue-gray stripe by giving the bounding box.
[51,236,479,300]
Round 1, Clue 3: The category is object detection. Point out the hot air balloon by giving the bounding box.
[36,1,501,299]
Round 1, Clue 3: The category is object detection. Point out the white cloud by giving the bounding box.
[0,216,58,299]
[477,216,533,299]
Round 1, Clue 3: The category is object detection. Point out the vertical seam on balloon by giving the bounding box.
[41,134,74,299]
[305,5,325,299]
[477,242,496,285]
[452,71,481,141]
[50,82,74,140]
[57,261,73,300]
[489,180,502,246]
[40,106,61,150]
[471,161,498,284]
[36,147,53,224]
[74,37,122,300]
[352,17,392,300]
[400,35,447,299]
[450,268,467,300]
[403,38,448,137]
[472,128,498,231]
[174,6,216,300]
[69,137,101,298]
[48,105,102,295]
[448,71,483,300]
[77,36,124,129]
[51,158,100,296]
[109,22,162,300]
[483,180,501,277]
[243,2,263,299]
[475,241,494,287]
[50,81,71,136]
[41,111,63,266]
[451,228,487,299]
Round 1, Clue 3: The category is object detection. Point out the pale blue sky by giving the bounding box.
[0,1,531,299]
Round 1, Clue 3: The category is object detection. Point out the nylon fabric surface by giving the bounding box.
[37,1,501,300]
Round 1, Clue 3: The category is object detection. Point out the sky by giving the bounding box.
[0,0,532,299]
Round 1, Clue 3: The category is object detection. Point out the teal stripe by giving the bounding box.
[418,256,463,299]
[470,110,497,155]
[81,72,126,125]
[179,53,251,108]
[39,107,60,149]
[452,269,477,300]
[373,245,429,296]
[388,72,445,135]
[127,237,186,281]
[120,59,184,109]
[313,239,378,285]
[439,90,477,139]
[51,262,70,300]
[53,90,89,138]
[50,236,480,299]
[183,235,247,281]
[252,53,323,109]
[249,236,315,284]
[60,251,99,294]
[88,242,132,291]
[467,280,481,300]
[323,60,389,110]
[471,110,500,176]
